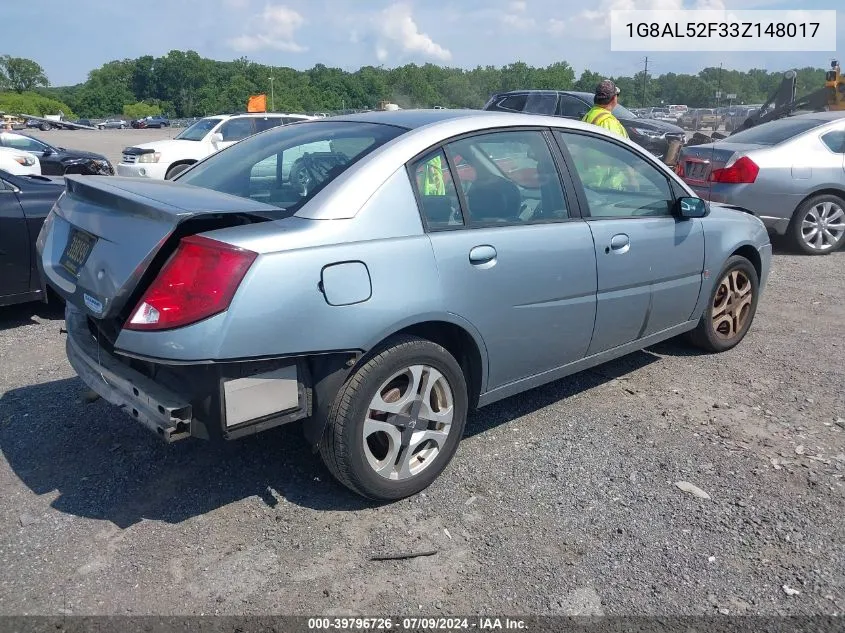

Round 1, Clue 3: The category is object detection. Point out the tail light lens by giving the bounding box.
[709,156,759,184]
[125,235,257,331]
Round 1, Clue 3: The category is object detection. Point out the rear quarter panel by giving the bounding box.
[113,167,490,378]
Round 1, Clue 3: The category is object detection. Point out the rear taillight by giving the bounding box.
[709,156,759,184]
[125,235,257,331]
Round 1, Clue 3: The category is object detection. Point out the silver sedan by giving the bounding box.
[677,111,845,255]
[38,110,771,500]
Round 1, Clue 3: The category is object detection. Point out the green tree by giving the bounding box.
[21,50,833,118]
[123,102,162,119]
[0,91,74,117]
[0,56,49,92]
[573,70,603,93]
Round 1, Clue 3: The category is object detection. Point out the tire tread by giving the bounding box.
[319,335,462,499]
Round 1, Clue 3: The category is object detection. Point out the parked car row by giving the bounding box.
[0,132,113,176]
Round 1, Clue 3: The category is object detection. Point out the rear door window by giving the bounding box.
[557,95,589,118]
[254,117,284,133]
[408,148,464,230]
[219,117,256,142]
[445,130,570,225]
[524,93,558,115]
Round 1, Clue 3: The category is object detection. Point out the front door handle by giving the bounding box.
[606,233,630,254]
[469,245,497,266]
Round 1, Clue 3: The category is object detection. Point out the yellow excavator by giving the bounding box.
[825,59,845,110]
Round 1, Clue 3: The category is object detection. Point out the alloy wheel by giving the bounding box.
[712,269,753,341]
[363,364,454,481]
[800,200,845,252]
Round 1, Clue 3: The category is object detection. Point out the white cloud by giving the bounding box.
[373,3,452,62]
[565,0,727,41]
[548,18,566,35]
[226,4,307,53]
[499,0,537,30]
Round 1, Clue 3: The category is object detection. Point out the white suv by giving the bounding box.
[116,112,314,180]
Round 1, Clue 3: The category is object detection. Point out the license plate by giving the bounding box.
[60,228,97,276]
[685,161,709,180]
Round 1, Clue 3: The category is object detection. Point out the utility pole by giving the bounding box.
[716,62,722,107]
[268,76,275,112]
[640,57,649,108]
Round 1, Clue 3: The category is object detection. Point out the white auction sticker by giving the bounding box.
[610,10,837,52]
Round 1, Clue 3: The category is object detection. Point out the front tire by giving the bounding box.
[319,336,468,500]
[788,194,845,255]
[165,163,191,179]
[688,255,759,353]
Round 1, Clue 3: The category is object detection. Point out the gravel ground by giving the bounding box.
[0,129,842,617]
[1,242,842,617]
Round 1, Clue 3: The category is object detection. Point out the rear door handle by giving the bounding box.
[606,233,630,254]
[469,245,497,266]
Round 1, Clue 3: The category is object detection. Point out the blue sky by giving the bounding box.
[3,0,843,86]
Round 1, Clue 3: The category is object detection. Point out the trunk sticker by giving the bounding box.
[84,293,104,315]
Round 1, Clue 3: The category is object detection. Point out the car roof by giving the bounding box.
[492,89,593,102]
[786,110,845,121]
[328,108,501,129]
[207,112,314,120]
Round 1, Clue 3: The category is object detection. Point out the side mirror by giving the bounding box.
[42,147,53,156]
[675,196,708,218]
[210,132,223,146]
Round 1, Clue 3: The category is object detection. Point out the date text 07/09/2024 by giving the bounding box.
[307,617,528,630]
[625,21,821,39]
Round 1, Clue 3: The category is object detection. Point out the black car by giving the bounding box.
[483,90,687,160]
[0,170,65,307]
[0,132,114,176]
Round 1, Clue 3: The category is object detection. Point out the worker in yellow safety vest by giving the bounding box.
[582,79,629,139]
[422,153,446,196]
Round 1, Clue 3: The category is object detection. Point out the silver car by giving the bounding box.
[97,119,129,130]
[37,110,771,500]
[677,111,845,255]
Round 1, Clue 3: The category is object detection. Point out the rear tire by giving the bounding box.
[39,123,50,131]
[688,255,759,353]
[319,335,468,500]
[787,194,845,255]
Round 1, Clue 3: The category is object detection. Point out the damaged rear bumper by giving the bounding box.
[65,304,311,443]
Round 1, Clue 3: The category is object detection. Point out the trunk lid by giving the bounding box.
[676,142,765,196]
[37,175,283,321]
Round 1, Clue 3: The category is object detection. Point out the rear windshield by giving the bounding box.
[724,117,828,145]
[176,121,405,213]
[175,118,222,141]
